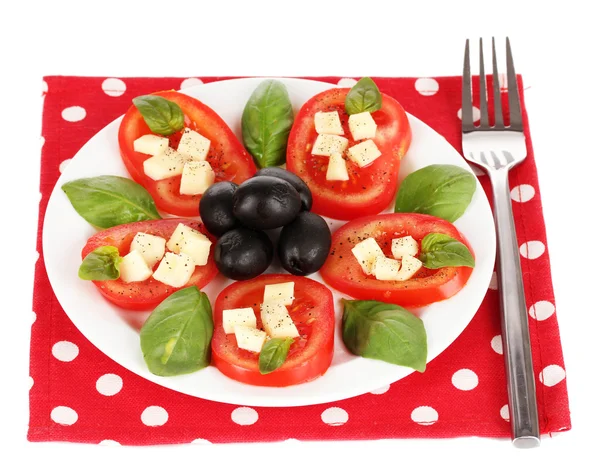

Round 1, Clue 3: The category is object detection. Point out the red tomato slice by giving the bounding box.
[212,274,335,387]
[118,91,256,217]
[286,88,411,220]
[320,213,474,307]
[82,219,218,313]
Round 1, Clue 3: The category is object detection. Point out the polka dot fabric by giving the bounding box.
[29,76,571,445]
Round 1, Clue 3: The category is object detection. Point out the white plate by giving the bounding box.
[43,77,495,407]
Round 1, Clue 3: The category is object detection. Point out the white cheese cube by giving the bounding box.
[391,236,419,259]
[263,282,295,306]
[314,111,344,135]
[152,252,195,288]
[348,112,377,141]
[130,232,166,268]
[374,256,401,281]
[351,237,385,275]
[223,307,257,334]
[143,147,187,180]
[179,161,215,196]
[326,152,349,181]
[234,326,267,353]
[167,223,211,266]
[311,134,349,156]
[395,255,423,281]
[261,303,300,339]
[133,134,169,156]
[347,139,382,168]
[120,250,152,283]
[177,127,211,161]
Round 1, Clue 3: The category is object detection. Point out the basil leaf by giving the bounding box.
[140,287,213,377]
[419,233,475,269]
[62,175,161,229]
[78,246,121,281]
[394,165,476,222]
[345,77,382,115]
[242,80,294,168]
[259,337,294,374]
[132,95,185,136]
[342,299,427,372]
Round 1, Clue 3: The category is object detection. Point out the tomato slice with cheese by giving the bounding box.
[320,213,474,307]
[118,91,256,216]
[286,87,411,220]
[212,274,335,387]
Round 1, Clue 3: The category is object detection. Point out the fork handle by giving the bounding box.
[490,169,540,448]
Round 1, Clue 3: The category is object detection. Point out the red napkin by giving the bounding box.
[29,76,571,445]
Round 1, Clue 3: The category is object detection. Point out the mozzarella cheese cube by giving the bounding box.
[152,252,195,287]
[347,139,382,167]
[177,127,211,161]
[180,161,215,196]
[391,236,419,260]
[348,112,377,141]
[143,147,187,180]
[234,326,267,353]
[130,232,166,268]
[314,111,344,135]
[374,256,401,281]
[167,223,211,266]
[120,249,152,283]
[261,303,300,339]
[263,282,295,306]
[223,307,257,334]
[312,134,349,156]
[326,152,349,181]
[351,237,385,275]
[395,255,423,281]
[133,134,169,156]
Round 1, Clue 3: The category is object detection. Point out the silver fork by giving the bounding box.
[462,38,540,448]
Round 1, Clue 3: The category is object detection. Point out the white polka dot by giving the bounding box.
[491,335,503,354]
[62,106,86,122]
[283,438,301,444]
[451,369,479,391]
[539,365,566,387]
[42,80,48,95]
[337,78,357,87]
[29,376,34,390]
[411,406,438,425]
[457,106,481,122]
[489,271,498,290]
[31,311,37,324]
[52,341,79,362]
[102,78,126,97]
[96,374,123,396]
[370,384,390,395]
[40,136,45,148]
[231,407,258,426]
[51,406,78,426]
[511,184,535,203]
[141,406,169,427]
[190,438,212,445]
[415,77,439,96]
[34,250,40,263]
[500,404,510,422]
[520,241,545,259]
[180,78,204,89]
[59,159,72,173]
[99,439,121,446]
[321,407,348,426]
[470,164,486,176]
[529,301,555,321]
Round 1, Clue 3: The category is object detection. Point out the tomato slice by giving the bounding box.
[118,91,256,216]
[286,88,411,220]
[212,274,335,387]
[82,219,218,313]
[320,213,474,307]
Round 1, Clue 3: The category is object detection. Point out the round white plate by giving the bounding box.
[43,77,495,407]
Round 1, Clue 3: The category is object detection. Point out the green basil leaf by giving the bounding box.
[345,77,382,115]
[132,95,185,136]
[78,246,121,281]
[394,164,476,222]
[62,175,161,229]
[140,287,213,377]
[242,80,294,168]
[342,299,427,372]
[259,337,294,374]
[419,233,475,269]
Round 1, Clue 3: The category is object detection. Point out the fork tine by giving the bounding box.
[506,37,524,131]
[462,39,474,131]
[491,37,504,128]
[478,38,489,128]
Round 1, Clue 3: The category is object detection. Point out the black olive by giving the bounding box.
[278,212,331,276]
[199,182,239,236]
[256,167,313,211]
[214,228,273,280]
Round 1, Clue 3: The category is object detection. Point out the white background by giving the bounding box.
[1,0,598,473]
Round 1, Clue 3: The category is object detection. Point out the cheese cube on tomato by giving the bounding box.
[261,303,299,339]
[143,147,186,180]
[263,282,294,306]
[234,326,267,353]
[348,112,377,141]
[223,307,257,334]
[312,134,349,156]
[395,255,423,281]
[314,111,344,135]
[326,152,349,181]
[351,237,385,275]
[179,161,215,196]
[347,139,381,167]
[177,127,211,161]
[167,223,211,266]
[374,256,401,281]
[391,236,419,259]
[152,252,195,287]
[120,250,152,283]
[130,232,166,268]
[133,134,169,156]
